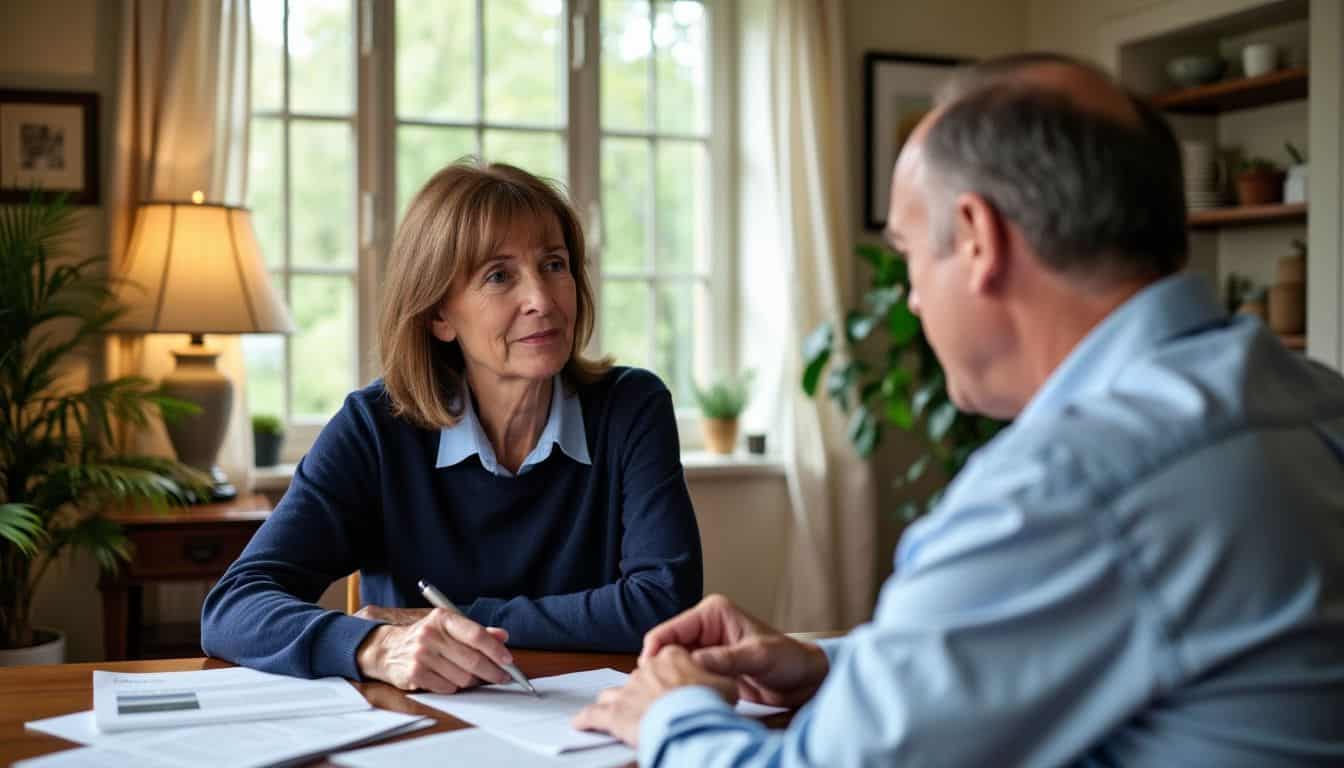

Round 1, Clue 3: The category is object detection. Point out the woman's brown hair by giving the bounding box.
[378,159,611,429]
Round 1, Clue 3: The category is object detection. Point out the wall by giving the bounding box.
[843,0,1030,585]
[1,0,122,662]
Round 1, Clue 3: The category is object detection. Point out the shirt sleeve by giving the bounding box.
[200,395,383,680]
[461,373,704,652]
[636,469,1168,767]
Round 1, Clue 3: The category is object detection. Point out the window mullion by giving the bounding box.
[281,0,294,426]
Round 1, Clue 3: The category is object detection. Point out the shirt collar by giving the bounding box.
[1015,272,1226,427]
[435,376,590,477]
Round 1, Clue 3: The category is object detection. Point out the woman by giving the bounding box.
[202,161,702,693]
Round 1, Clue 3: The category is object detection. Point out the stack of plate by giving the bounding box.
[1182,141,1222,211]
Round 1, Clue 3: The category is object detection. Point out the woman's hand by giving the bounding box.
[355,607,515,693]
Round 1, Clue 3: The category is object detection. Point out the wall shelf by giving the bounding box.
[1188,202,1306,229]
[1153,67,1308,114]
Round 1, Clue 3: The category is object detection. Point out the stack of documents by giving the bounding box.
[19,668,432,768]
[91,667,371,731]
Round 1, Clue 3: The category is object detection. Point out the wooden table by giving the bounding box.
[100,495,272,660]
[0,650,797,766]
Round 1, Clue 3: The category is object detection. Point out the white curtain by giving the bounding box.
[107,0,254,492]
[738,0,878,630]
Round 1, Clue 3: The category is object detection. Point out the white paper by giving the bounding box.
[25,708,432,768]
[332,728,636,768]
[410,668,786,756]
[14,747,186,768]
[91,667,370,732]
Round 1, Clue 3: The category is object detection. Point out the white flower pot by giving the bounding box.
[0,627,66,667]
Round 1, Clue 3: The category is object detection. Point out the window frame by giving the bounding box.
[257,0,736,460]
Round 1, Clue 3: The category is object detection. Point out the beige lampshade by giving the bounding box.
[112,200,293,334]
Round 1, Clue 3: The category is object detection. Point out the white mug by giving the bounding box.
[1243,43,1278,78]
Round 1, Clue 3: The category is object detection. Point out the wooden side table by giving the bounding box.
[99,494,272,661]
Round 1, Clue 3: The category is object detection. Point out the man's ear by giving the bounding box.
[429,306,457,343]
[953,192,1007,295]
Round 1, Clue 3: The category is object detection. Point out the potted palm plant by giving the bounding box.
[694,371,754,454]
[1,194,208,665]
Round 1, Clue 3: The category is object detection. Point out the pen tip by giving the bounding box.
[416,579,428,591]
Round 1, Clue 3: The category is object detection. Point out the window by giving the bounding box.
[244,0,361,456]
[246,0,727,458]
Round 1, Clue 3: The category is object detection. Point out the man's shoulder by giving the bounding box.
[951,321,1344,513]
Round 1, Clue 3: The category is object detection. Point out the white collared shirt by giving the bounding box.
[434,376,590,477]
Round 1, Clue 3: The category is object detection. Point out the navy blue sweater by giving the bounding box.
[201,367,702,679]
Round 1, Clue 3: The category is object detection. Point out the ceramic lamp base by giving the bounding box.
[161,335,236,503]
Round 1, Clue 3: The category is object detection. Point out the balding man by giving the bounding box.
[574,53,1344,766]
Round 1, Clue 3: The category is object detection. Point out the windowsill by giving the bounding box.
[249,451,785,494]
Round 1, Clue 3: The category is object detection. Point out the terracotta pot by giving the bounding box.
[1235,170,1285,205]
[1269,282,1305,334]
[1277,253,1305,284]
[0,627,65,667]
[701,417,739,454]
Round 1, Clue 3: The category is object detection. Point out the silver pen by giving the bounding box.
[417,579,539,697]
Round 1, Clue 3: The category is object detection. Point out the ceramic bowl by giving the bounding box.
[1166,55,1226,88]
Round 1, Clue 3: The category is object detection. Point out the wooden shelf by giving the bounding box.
[1188,202,1306,229]
[1280,334,1305,351]
[1153,67,1308,114]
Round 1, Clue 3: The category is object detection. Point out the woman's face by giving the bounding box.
[430,213,577,388]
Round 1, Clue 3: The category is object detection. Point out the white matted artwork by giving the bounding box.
[0,90,99,205]
[863,53,966,230]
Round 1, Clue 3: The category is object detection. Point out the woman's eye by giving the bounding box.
[484,269,508,284]
[544,257,567,272]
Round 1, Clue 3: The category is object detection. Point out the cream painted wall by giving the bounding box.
[2,0,120,662]
[844,0,1030,583]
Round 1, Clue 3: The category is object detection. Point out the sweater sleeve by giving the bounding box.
[461,372,703,651]
[200,394,384,679]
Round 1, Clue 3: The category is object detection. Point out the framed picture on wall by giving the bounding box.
[864,53,966,231]
[0,89,100,205]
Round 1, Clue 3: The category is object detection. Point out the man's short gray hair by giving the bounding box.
[921,53,1188,280]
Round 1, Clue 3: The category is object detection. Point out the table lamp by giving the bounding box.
[111,194,293,502]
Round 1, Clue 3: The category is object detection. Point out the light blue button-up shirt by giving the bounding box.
[436,376,590,477]
[639,273,1344,766]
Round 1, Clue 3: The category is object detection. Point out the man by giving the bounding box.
[573,53,1344,766]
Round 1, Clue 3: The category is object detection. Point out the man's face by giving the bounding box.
[885,138,985,414]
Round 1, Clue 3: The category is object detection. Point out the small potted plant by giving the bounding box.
[251,414,285,467]
[693,371,753,454]
[1234,156,1285,205]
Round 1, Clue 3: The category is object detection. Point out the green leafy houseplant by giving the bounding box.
[251,413,285,468]
[693,370,754,420]
[1,194,209,651]
[802,244,1005,520]
[250,414,283,436]
[694,371,753,455]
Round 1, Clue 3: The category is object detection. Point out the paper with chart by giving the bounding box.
[331,728,637,768]
[91,667,370,732]
[410,667,787,755]
[24,708,432,768]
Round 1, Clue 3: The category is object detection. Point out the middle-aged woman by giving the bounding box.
[202,161,703,693]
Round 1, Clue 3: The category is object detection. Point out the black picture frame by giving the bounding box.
[0,89,100,206]
[863,52,966,231]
